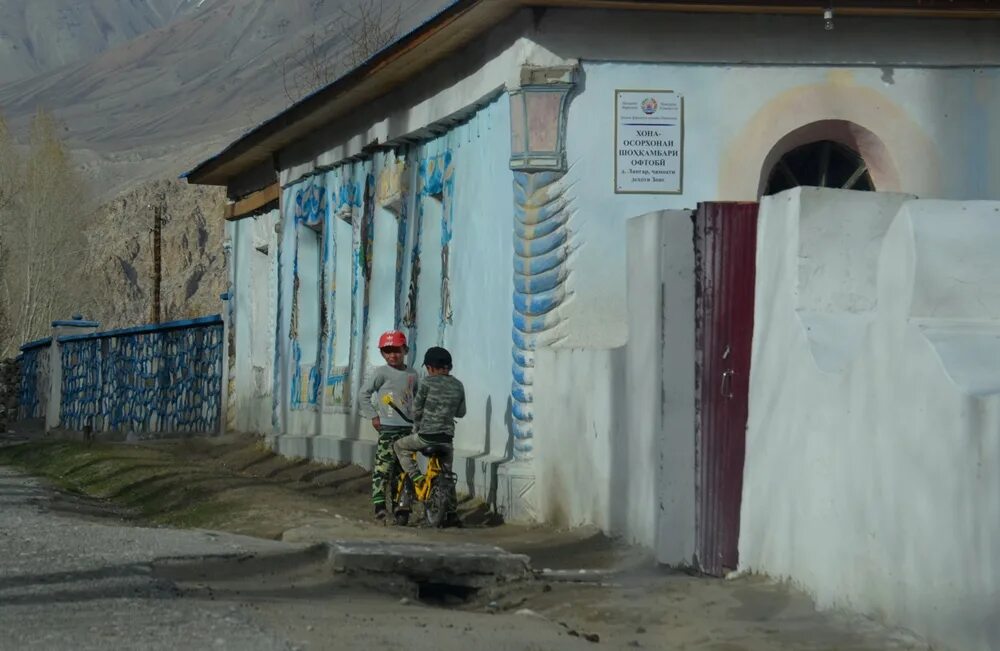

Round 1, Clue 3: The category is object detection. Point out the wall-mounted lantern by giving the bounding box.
[509,66,577,173]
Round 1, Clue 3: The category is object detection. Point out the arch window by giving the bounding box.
[764,140,875,196]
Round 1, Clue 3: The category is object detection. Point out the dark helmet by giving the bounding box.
[422,346,452,370]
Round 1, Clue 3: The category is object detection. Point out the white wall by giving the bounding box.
[412,99,515,463]
[268,99,515,480]
[534,346,620,532]
[534,210,697,555]
[366,205,399,364]
[229,209,279,435]
[251,9,1000,537]
[740,187,1000,651]
[562,61,1000,347]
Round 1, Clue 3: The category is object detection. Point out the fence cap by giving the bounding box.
[19,337,52,352]
[58,314,223,343]
[52,318,101,328]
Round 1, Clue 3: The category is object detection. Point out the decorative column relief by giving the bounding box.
[508,65,577,461]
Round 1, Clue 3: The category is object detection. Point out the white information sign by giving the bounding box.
[615,90,684,194]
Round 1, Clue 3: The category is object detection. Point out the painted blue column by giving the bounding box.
[507,66,577,463]
[511,170,572,458]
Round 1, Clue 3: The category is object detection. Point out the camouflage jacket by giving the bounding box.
[413,374,466,441]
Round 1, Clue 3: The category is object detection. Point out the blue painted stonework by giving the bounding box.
[18,341,50,420]
[57,317,224,434]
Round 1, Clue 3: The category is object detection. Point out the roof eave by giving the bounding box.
[186,0,1000,187]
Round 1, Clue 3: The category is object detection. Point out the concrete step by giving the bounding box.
[327,540,532,593]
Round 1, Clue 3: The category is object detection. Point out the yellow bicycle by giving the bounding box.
[381,395,457,528]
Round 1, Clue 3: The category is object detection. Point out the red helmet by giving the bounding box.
[378,330,407,349]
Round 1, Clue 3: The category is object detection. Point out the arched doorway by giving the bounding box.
[763,140,875,196]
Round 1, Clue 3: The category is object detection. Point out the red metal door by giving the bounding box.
[694,202,758,577]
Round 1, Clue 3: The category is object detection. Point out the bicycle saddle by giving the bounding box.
[420,444,451,457]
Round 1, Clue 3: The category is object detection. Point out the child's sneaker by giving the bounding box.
[374,503,387,520]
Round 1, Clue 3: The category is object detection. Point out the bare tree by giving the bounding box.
[0,109,90,357]
[0,112,22,350]
[338,0,401,69]
[277,0,401,104]
[279,28,340,104]
[0,114,21,213]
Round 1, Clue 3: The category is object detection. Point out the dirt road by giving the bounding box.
[0,433,932,650]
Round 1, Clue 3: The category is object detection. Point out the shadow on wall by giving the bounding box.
[461,395,515,514]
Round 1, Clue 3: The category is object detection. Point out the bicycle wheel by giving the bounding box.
[424,477,450,528]
[394,475,412,526]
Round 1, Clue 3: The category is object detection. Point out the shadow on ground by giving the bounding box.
[0,433,635,570]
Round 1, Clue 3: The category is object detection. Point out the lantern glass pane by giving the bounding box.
[509,92,526,155]
[525,91,563,153]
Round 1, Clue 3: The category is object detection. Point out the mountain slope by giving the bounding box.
[0,0,451,197]
[0,0,210,86]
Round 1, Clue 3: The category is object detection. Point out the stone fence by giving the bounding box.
[17,315,224,436]
[0,358,20,432]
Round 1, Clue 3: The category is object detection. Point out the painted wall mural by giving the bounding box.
[325,167,363,408]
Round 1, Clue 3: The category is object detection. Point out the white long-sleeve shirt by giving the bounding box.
[358,365,419,428]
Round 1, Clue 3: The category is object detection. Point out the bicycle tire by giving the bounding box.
[424,479,450,528]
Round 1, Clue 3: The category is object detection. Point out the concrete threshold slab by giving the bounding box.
[153,538,534,603]
[327,540,532,594]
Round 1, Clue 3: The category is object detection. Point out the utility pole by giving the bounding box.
[152,202,162,324]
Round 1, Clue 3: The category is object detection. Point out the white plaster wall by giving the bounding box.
[654,211,697,566]
[332,213,353,367]
[533,210,697,555]
[563,62,1000,347]
[741,187,1000,651]
[366,205,399,364]
[413,192,444,356]
[230,209,279,434]
[418,99,515,463]
[534,346,620,532]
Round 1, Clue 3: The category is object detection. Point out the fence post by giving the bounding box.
[220,237,234,437]
[46,316,100,432]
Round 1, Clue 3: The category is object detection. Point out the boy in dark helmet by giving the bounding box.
[393,347,465,516]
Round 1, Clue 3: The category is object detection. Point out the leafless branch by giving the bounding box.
[276,0,401,105]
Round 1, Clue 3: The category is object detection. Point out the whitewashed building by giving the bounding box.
[186,4,1000,644]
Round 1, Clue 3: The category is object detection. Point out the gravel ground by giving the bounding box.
[0,466,298,650]
[0,465,611,651]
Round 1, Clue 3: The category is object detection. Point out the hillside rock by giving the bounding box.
[82,179,227,329]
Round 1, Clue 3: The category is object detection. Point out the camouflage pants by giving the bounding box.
[371,426,411,505]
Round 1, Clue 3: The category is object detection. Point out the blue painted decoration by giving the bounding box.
[510,170,573,459]
[55,316,224,434]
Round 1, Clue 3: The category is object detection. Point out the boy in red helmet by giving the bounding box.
[359,330,418,520]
